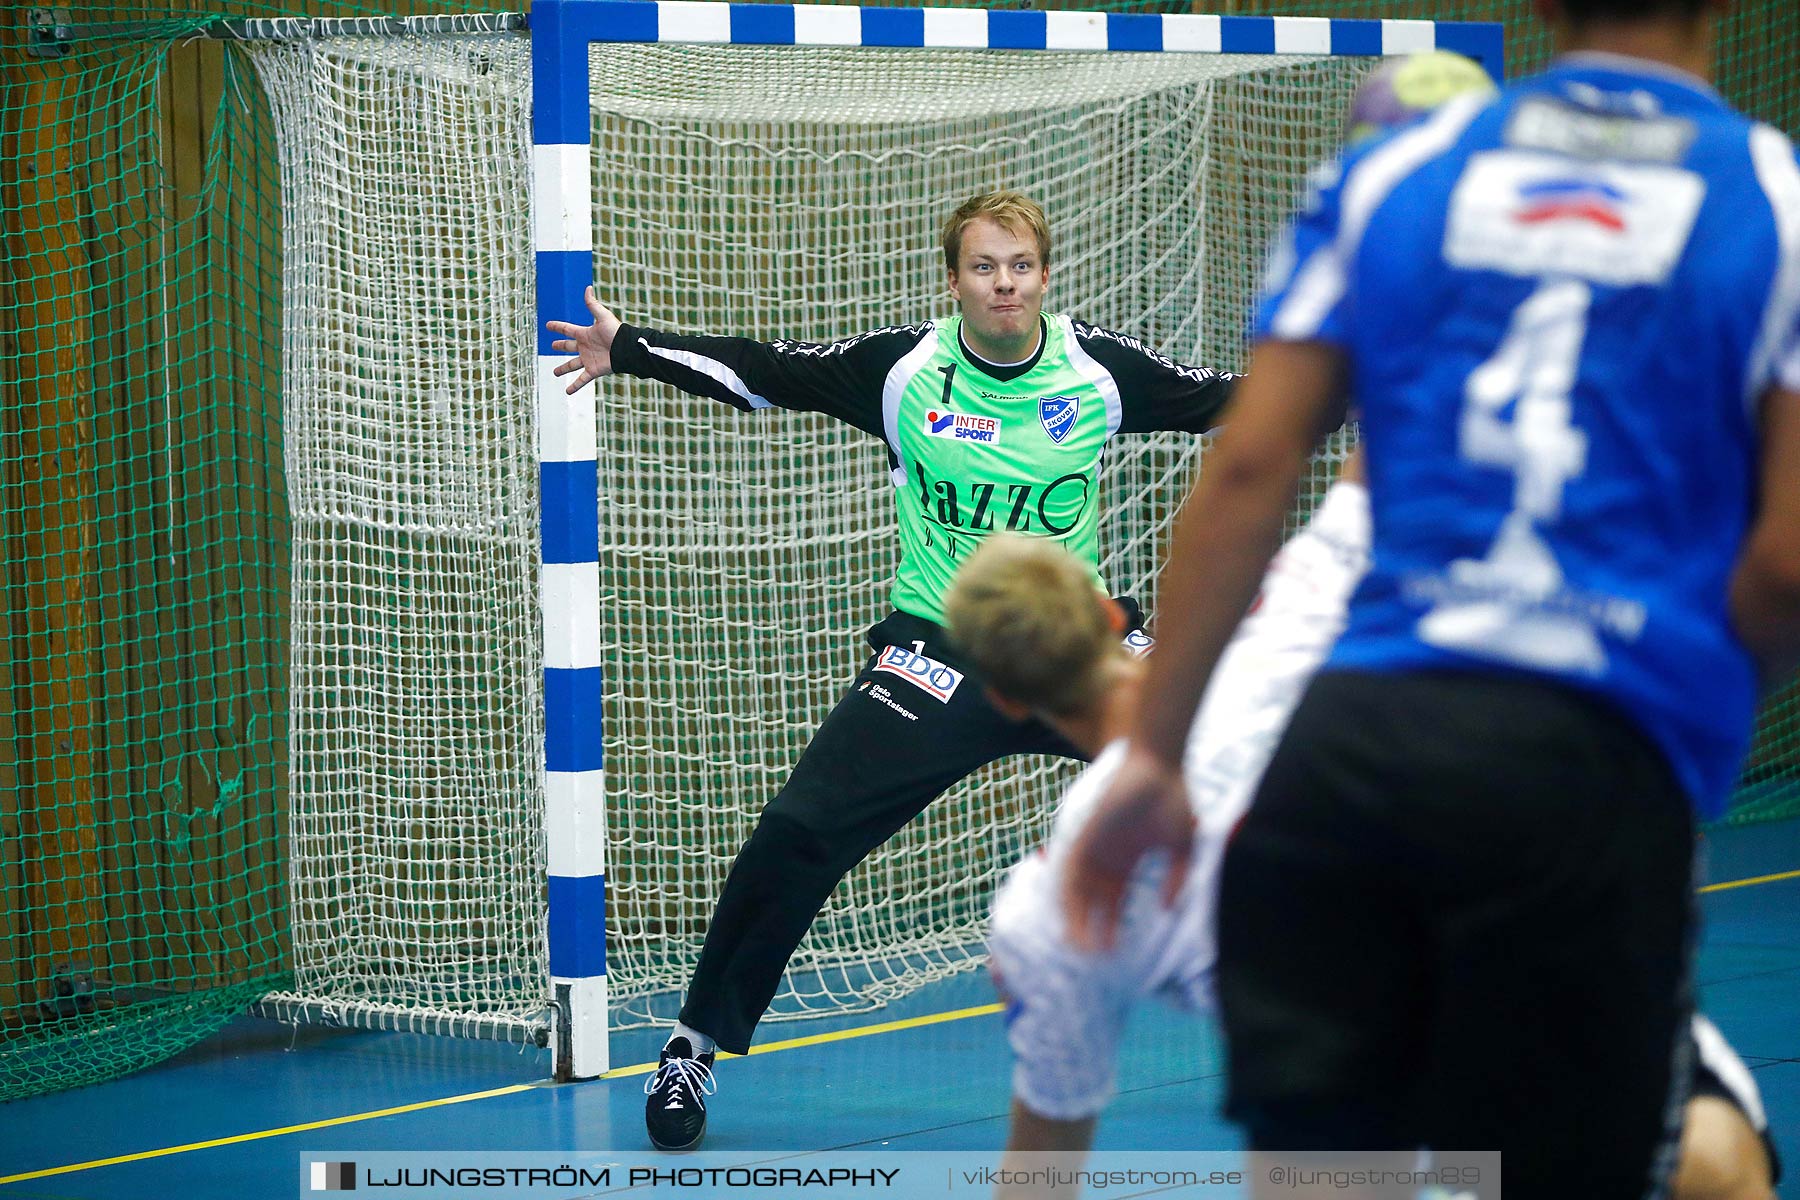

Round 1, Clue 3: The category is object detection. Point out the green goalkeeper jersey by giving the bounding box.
[611,312,1236,624]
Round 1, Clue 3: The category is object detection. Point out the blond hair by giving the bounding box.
[943,534,1118,718]
[940,190,1052,273]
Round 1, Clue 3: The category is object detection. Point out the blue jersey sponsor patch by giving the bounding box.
[1444,150,1703,285]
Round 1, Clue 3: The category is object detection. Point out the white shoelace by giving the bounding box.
[645,1055,717,1110]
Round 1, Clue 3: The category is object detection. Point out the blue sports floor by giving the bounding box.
[3,818,1797,1199]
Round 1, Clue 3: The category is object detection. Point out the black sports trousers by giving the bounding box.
[1217,669,1697,1199]
[677,606,1139,1055]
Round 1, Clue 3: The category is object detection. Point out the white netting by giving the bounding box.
[247,34,548,1039]
[245,30,1364,1041]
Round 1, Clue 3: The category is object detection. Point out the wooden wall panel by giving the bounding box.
[2,10,293,1012]
[77,41,169,1001]
[1,61,106,1011]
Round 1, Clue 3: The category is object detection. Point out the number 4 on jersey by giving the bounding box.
[1417,277,1607,674]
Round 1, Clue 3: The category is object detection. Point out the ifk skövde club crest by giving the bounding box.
[1039,395,1078,444]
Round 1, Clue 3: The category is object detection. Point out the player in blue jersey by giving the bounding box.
[947,519,1778,1200]
[1064,0,1800,1194]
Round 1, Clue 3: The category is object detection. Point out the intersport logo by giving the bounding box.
[924,409,1001,444]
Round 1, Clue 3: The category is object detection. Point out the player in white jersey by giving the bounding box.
[949,465,1370,1131]
[944,461,1778,1199]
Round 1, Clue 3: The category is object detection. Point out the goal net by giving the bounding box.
[246,31,550,1042]
[243,26,1369,1037]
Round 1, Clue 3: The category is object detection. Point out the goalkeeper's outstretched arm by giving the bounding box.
[547,285,923,436]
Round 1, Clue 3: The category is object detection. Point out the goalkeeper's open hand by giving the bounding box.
[547,286,623,393]
[1062,742,1195,952]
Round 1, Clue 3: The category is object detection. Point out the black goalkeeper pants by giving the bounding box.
[676,608,1113,1055]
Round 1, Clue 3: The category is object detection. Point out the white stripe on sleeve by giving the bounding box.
[1059,315,1125,437]
[881,324,941,488]
[643,340,773,409]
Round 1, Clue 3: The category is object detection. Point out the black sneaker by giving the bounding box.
[644,1036,717,1150]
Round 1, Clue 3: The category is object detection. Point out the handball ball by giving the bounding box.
[1345,51,1498,147]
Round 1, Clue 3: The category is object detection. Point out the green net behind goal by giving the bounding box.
[2,20,291,1098]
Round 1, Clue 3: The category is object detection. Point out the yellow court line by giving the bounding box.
[0,1004,1007,1185]
[743,1002,1003,1056]
[599,1003,1005,1079]
[0,1084,533,1186]
[1699,866,1800,893]
[5,863,1794,1188]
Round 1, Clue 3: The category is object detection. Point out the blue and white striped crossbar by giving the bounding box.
[532,2,1505,142]
[531,0,1503,1082]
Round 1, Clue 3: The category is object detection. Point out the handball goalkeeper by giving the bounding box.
[548,189,1237,1150]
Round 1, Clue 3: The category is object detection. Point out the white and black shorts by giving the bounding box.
[1689,1012,1782,1184]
